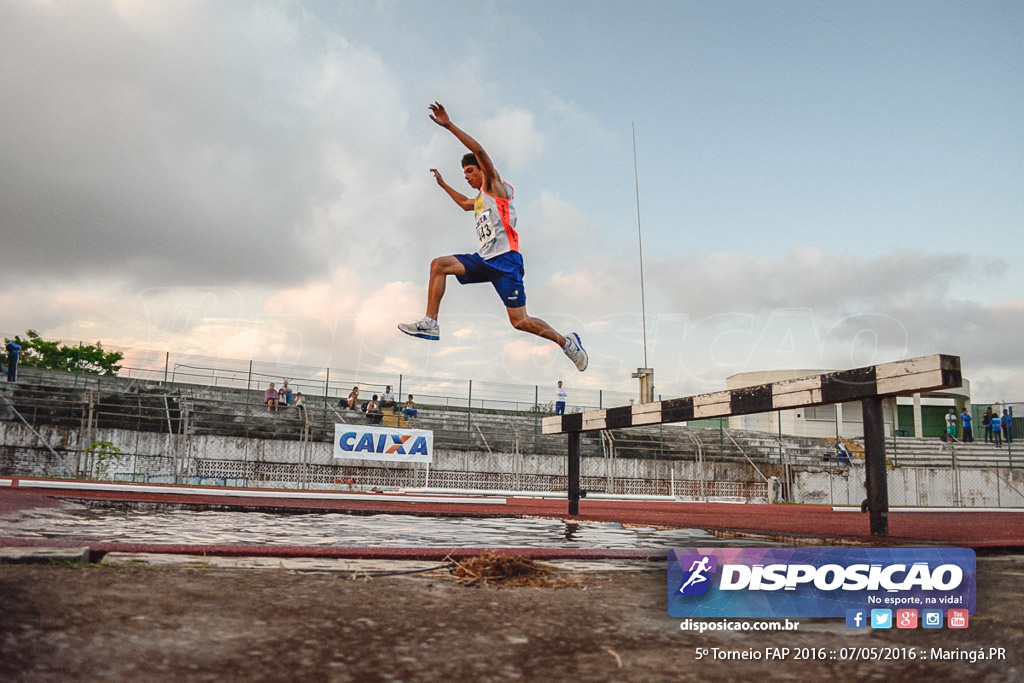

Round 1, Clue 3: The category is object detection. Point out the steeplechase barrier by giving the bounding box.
[543,354,963,536]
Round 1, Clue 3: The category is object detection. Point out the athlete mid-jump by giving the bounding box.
[398,102,588,372]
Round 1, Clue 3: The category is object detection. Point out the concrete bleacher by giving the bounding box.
[884,436,1020,468]
[6,368,1016,468]
[1,379,181,433]
[0,370,742,461]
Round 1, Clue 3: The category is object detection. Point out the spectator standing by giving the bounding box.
[1002,409,1014,444]
[265,383,279,412]
[403,395,419,421]
[983,408,994,442]
[960,408,973,443]
[993,414,1003,446]
[944,408,957,441]
[5,341,20,383]
[554,380,567,416]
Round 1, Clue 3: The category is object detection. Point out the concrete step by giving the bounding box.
[2,375,821,465]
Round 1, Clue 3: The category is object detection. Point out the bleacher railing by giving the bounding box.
[88,344,642,417]
[4,350,1023,506]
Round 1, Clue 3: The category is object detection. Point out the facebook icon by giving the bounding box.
[845,609,867,629]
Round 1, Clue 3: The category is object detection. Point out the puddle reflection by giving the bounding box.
[1,504,777,549]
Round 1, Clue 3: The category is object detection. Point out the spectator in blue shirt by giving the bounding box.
[5,341,20,382]
[960,408,973,442]
[1002,409,1014,444]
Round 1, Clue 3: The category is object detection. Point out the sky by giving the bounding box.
[1,0,1022,402]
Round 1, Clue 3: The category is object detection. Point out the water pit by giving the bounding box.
[0,501,777,549]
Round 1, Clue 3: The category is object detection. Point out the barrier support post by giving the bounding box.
[568,432,581,515]
[862,396,889,537]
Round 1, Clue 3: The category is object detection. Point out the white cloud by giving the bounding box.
[477,107,545,175]
[0,0,430,287]
[2,1,1020,407]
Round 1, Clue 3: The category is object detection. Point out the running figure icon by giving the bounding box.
[678,556,713,593]
[398,102,588,372]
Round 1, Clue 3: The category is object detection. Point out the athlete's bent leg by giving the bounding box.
[506,306,564,345]
[507,306,588,372]
[427,255,466,320]
[399,255,467,341]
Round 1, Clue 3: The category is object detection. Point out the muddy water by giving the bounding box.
[0,503,777,549]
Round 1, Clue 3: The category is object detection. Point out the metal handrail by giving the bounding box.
[0,394,62,460]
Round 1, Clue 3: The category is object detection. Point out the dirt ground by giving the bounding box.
[1,553,1022,682]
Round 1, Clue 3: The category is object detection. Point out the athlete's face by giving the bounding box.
[463,164,484,190]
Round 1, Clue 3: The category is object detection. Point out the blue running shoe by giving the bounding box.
[563,332,588,371]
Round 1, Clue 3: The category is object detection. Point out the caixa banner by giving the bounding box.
[668,547,975,618]
[333,424,434,464]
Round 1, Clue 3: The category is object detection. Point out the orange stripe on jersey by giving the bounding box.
[494,195,519,252]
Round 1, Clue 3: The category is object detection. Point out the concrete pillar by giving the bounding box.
[632,368,655,404]
[886,397,897,437]
[913,393,923,438]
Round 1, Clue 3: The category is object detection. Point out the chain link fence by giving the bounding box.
[104,346,640,416]
[2,337,1021,507]
[0,359,778,501]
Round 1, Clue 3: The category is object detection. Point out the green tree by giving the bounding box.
[4,330,123,376]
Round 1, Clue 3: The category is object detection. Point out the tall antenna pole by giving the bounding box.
[631,123,654,404]
[632,123,649,368]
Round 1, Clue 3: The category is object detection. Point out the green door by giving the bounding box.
[920,406,951,438]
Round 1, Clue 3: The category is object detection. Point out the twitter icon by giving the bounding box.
[870,609,892,629]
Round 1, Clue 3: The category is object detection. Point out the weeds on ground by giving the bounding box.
[449,552,582,589]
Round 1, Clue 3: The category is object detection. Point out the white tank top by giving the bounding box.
[473,182,519,259]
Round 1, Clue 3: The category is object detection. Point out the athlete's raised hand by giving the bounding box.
[429,167,473,210]
[428,102,451,128]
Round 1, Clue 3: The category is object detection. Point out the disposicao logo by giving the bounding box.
[667,548,976,619]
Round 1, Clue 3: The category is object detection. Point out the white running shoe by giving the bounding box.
[398,318,440,341]
[563,332,588,372]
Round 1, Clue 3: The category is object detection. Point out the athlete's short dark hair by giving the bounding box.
[461,153,479,168]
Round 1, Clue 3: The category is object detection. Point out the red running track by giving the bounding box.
[2,480,1022,559]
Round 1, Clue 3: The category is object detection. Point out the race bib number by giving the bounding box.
[475,210,495,246]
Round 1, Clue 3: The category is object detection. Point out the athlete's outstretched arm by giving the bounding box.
[429,102,504,195]
[430,168,474,211]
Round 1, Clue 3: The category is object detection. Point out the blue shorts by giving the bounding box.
[454,251,526,308]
